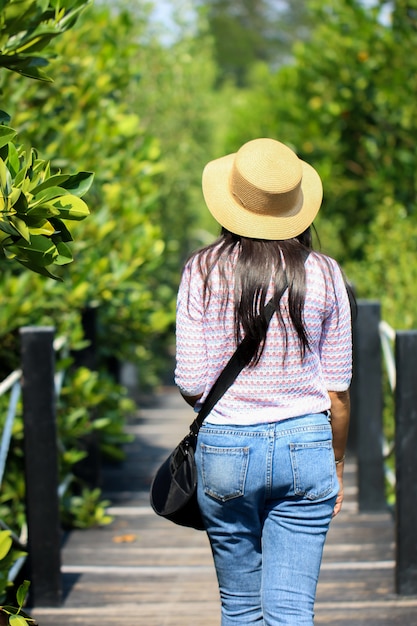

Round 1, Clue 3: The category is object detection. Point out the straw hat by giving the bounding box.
[202,138,323,240]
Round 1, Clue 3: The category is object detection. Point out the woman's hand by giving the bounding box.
[333,460,345,517]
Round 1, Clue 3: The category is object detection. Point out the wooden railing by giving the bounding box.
[351,301,417,596]
[0,327,65,607]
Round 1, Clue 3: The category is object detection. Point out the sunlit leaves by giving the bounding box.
[0,0,92,81]
[0,4,181,377]
[0,140,92,277]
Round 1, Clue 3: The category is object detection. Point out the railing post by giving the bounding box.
[71,307,101,488]
[395,330,417,595]
[351,301,386,511]
[20,327,62,607]
[74,307,98,370]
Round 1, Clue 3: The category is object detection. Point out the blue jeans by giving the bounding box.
[195,413,338,625]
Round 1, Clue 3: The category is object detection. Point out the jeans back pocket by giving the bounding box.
[289,440,335,500]
[200,444,249,502]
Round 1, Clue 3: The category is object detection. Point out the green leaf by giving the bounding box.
[1,606,35,623]
[0,126,17,149]
[0,220,21,238]
[50,195,90,220]
[0,110,11,124]
[16,580,30,608]
[54,240,73,265]
[17,259,63,281]
[31,174,70,195]
[6,234,58,266]
[28,219,56,236]
[31,186,70,206]
[10,216,30,241]
[13,32,58,56]
[55,1,92,31]
[26,204,61,218]
[0,530,12,560]
[92,417,111,430]
[15,65,54,82]
[60,171,94,197]
[10,614,28,626]
[0,54,54,82]
[8,187,22,209]
[49,217,73,242]
[5,143,21,178]
[0,158,12,193]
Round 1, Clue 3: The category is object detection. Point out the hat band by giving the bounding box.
[229,163,303,217]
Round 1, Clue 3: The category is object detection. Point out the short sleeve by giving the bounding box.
[174,262,209,397]
[319,261,352,391]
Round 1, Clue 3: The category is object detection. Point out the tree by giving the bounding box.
[0,2,221,382]
[213,0,417,331]
[0,0,92,277]
[197,0,314,85]
[0,0,88,79]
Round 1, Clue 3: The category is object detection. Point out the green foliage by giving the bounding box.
[0,531,18,603]
[0,531,36,625]
[0,129,91,278]
[0,0,92,278]
[57,366,135,465]
[198,0,314,86]
[215,0,417,326]
[0,362,134,533]
[0,0,92,275]
[0,0,91,82]
[0,3,218,381]
[0,391,27,531]
[345,200,417,330]
[61,488,112,529]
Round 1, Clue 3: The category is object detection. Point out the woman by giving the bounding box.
[174,138,352,625]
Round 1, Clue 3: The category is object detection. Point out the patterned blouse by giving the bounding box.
[175,249,352,425]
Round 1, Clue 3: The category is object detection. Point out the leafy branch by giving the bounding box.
[0,531,37,625]
[0,0,93,277]
[0,126,92,278]
[0,0,91,82]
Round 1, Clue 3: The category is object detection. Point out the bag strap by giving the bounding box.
[188,294,278,436]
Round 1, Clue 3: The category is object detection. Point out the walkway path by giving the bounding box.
[31,389,417,625]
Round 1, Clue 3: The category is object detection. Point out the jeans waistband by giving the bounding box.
[201,412,331,437]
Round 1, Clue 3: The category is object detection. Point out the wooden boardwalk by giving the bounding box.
[31,389,417,625]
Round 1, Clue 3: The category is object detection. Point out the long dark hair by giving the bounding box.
[187,227,321,366]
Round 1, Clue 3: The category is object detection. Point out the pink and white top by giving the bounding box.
[175,250,352,425]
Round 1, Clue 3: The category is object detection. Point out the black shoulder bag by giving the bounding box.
[150,298,277,530]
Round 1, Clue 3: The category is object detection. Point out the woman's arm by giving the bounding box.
[329,389,350,517]
[175,264,208,402]
[181,392,203,408]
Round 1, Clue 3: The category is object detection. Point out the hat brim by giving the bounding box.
[202,152,323,240]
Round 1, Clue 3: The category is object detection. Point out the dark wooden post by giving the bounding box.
[395,331,417,595]
[71,307,101,488]
[20,327,62,607]
[351,301,386,512]
[74,306,98,370]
